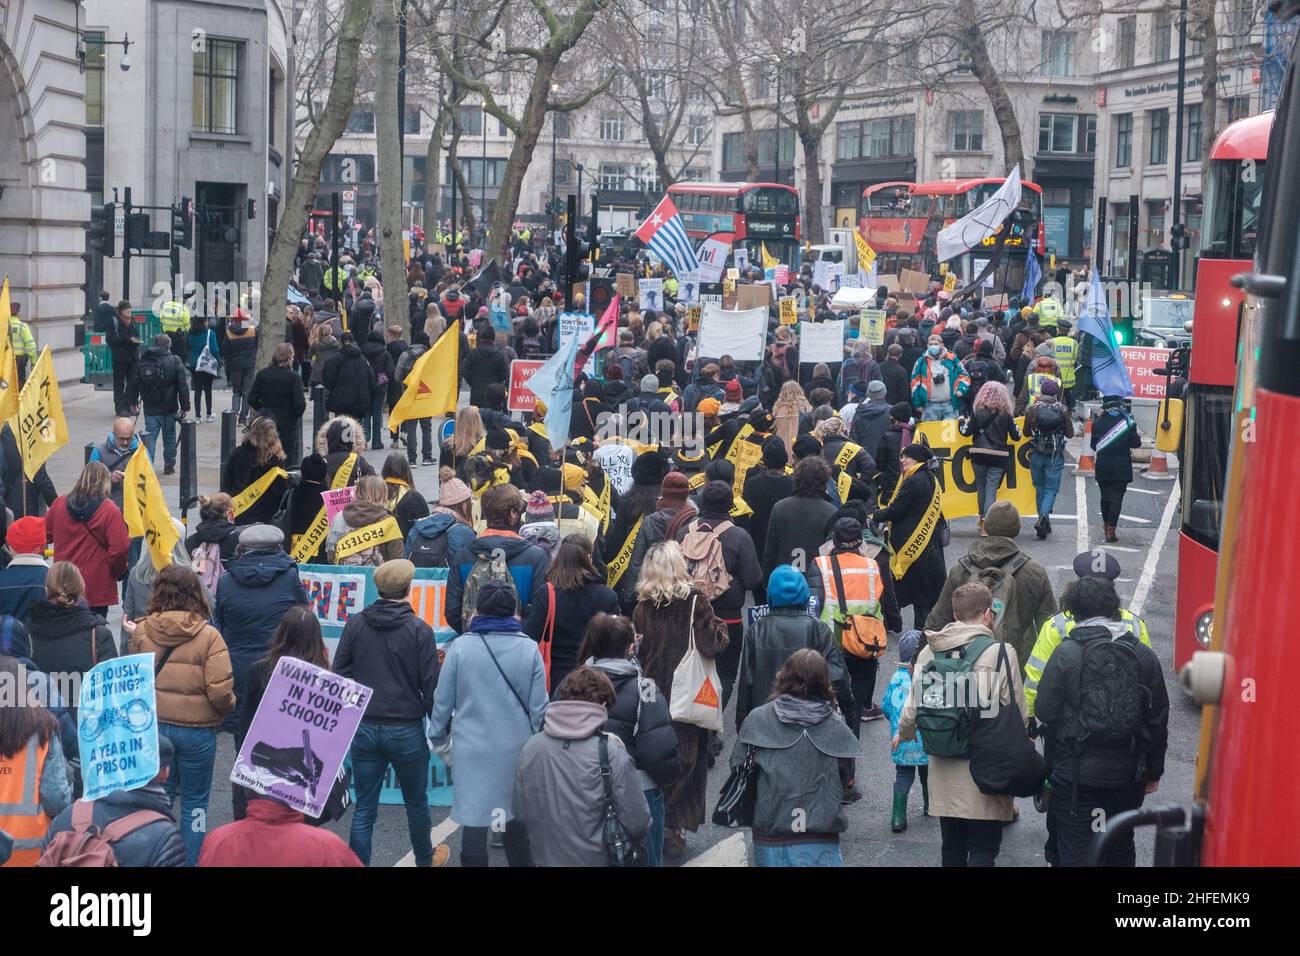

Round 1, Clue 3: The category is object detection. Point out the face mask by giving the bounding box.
[928,344,942,357]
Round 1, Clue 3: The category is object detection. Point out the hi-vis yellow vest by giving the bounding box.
[1052,336,1077,387]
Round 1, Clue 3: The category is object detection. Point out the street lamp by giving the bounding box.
[75,3,131,72]
[549,81,560,240]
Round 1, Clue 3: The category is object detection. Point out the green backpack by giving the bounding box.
[915,635,995,759]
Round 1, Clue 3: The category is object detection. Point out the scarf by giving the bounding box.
[466,614,521,634]
[773,694,833,727]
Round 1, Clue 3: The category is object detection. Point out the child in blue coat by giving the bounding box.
[882,629,928,832]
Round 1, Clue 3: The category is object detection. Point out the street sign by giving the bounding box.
[114,211,125,237]
[508,359,545,412]
[1120,346,1174,400]
[342,190,356,217]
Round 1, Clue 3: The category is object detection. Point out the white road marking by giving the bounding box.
[1119,514,1153,524]
[1126,487,1166,496]
[1101,545,1141,553]
[1130,486,1181,618]
[1075,474,1089,554]
[684,832,748,867]
[395,818,460,867]
[1045,513,1075,521]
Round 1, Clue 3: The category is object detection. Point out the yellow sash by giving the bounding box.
[686,471,706,491]
[231,467,288,517]
[333,515,403,560]
[731,496,754,519]
[581,484,609,534]
[290,453,359,564]
[606,515,643,588]
[883,463,942,580]
[834,441,863,469]
[837,469,854,504]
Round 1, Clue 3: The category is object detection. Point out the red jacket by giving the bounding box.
[45,495,130,607]
[198,799,362,867]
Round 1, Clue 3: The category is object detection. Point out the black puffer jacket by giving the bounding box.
[129,345,191,416]
[185,518,242,570]
[590,657,681,790]
[959,408,1021,462]
[26,600,117,689]
[323,343,376,418]
[462,341,511,407]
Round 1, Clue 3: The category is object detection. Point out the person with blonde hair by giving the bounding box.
[220,417,289,527]
[772,378,813,456]
[326,474,405,566]
[631,540,728,860]
[44,462,130,617]
[958,380,1021,525]
[443,405,485,473]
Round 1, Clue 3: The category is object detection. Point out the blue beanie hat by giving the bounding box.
[898,629,924,664]
[767,564,809,608]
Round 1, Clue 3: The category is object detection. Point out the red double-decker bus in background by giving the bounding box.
[666,181,801,266]
[1171,110,1272,672]
[860,177,1045,290]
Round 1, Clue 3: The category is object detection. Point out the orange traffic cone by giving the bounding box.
[1143,446,1176,480]
[1074,417,1095,475]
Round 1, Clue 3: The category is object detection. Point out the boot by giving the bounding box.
[891,793,908,833]
[1035,516,1048,540]
[1105,523,1119,543]
[922,778,930,816]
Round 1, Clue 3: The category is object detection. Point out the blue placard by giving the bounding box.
[78,654,161,801]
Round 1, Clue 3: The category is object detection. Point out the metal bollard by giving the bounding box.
[221,410,238,464]
[311,384,326,439]
[178,418,198,514]
[84,443,94,464]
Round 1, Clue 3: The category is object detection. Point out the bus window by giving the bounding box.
[743,188,799,215]
[1181,386,1235,550]
[1201,159,1268,259]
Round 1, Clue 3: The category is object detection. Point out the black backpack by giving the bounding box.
[135,356,168,401]
[409,525,452,568]
[1061,625,1144,750]
[1031,401,1067,455]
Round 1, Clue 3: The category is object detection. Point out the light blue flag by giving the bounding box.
[1076,269,1133,398]
[1021,252,1042,304]
[524,327,582,448]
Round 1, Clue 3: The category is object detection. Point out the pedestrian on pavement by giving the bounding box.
[1022,378,1073,539]
[1035,576,1169,867]
[579,613,680,867]
[882,630,929,832]
[428,578,546,868]
[322,331,377,427]
[187,315,220,422]
[220,417,289,527]
[127,564,235,866]
[307,321,340,389]
[223,309,259,425]
[130,333,190,475]
[87,417,140,511]
[44,463,130,618]
[107,300,141,416]
[871,443,946,630]
[335,559,445,868]
[1092,396,1142,543]
[248,343,307,461]
[898,583,1027,867]
[512,665,651,867]
[731,648,860,867]
[957,381,1020,527]
[0,517,49,622]
[0,655,72,867]
[361,329,395,450]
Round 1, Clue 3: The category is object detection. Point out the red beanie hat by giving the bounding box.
[5,516,46,555]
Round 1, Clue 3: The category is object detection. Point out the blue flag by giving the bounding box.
[1076,269,1133,398]
[1021,252,1042,304]
[524,326,582,448]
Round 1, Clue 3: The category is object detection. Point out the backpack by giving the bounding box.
[38,802,171,868]
[409,524,452,568]
[191,540,225,593]
[678,519,733,601]
[915,634,995,759]
[1061,625,1144,749]
[519,333,545,359]
[615,351,638,382]
[461,548,519,631]
[953,553,1031,642]
[135,356,168,402]
[1031,401,1068,455]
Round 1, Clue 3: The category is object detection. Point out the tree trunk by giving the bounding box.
[256,0,374,370]
[744,119,760,182]
[486,61,556,263]
[374,0,409,326]
[421,105,447,230]
[1195,0,1220,169]
[799,121,826,244]
[638,89,677,189]
[957,0,1023,174]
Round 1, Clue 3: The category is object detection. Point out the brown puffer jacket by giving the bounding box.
[128,611,236,728]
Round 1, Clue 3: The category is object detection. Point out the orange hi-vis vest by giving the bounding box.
[814,550,888,658]
[0,737,51,867]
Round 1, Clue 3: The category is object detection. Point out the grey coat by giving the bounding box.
[427,627,547,827]
[512,700,650,867]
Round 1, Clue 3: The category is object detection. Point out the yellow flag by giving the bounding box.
[123,443,180,571]
[389,320,460,429]
[854,232,876,274]
[761,242,779,270]
[0,278,18,422]
[14,346,69,480]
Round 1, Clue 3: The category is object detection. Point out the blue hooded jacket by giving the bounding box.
[405,512,475,565]
[445,532,550,636]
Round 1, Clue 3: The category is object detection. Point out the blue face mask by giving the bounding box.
[927,344,942,357]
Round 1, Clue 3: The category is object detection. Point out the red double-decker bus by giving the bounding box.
[860,177,1045,289]
[1171,110,1272,672]
[666,181,801,266]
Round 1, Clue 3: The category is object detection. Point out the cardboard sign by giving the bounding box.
[726,267,740,281]
[910,418,1036,519]
[733,249,750,272]
[983,293,1008,310]
[860,309,886,346]
[617,272,636,300]
[778,296,799,326]
[78,654,161,802]
[687,304,702,332]
[231,657,372,818]
[899,268,931,294]
[944,272,958,292]
[876,274,899,294]
[508,359,545,411]
[322,486,356,524]
[1120,346,1174,400]
[799,319,847,364]
[736,283,772,310]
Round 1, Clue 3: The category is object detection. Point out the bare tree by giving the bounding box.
[702,0,762,180]
[258,0,375,369]
[953,0,1025,173]
[375,0,410,313]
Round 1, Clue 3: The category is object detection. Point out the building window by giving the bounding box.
[757,128,796,166]
[84,33,105,127]
[1152,10,1172,62]
[1038,113,1078,153]
[949,110,984,151]
[450,157,507,188]
[404,109,422,135]
[553,112,571,139]
[457,107,482,136]
[1085,114,1097,153]
[1186,102,1203,159]
[680,167,706,181]
[837,116,914,159]
[647,73,667,101]
[269,69,278,147]
[193,38,242,134]
[723,131,745,168]
[754,71,770,101]
[687,116,708,146]
[599,163,630,191]
[1118,16,1136,69]
[1042,30,1075,76]
[599,114,625,142]
[555,161,570,185]
[1225,95,1252,123]
[1116,113,1133,167]
[1148,108,1169,164]
[1146,200,1166,249]
[836,121,861,160]
[346,110,375,134]
[497,116,508,137]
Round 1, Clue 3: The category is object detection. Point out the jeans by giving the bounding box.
[460,819,532,867]
[367,390,387,448]
[644,788,666,868]
[939,816,1002,867]
[753,841,843,867]
[143,414,178,468]
[348,721,432,866]
[922,401,952,422]
[1049,782,1145,867]
[716,620,745,711]
[404,417,434,463]
[159,723,217,866]
[1098,480,1128,527]
[228,366,252,420]
[912,603,933,632]
[1030,451,1066,518]
[972,461,1006,518]
[893,763,929,795]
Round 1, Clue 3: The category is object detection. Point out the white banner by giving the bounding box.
[799,319,847,364]
[558,311,596,375]
[696,237,731,282]
[697,304,767,361]
[937,165,1022,262]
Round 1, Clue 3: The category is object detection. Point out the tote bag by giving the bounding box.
[195,330,220,375]
[668,596,724,731]
[968,642,1047,797]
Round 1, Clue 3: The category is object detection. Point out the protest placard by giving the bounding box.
[778,296,799,325]
[322,486,356,524]
[899,268,931,294]
[558,311,596,375]
[78,654,160,802]
[799,319,847,364]
[616,273,636,300]
[697,305,767,361]
[859,309,886,346]
[508,359,545,411]
[912,418,1036,519]
[736,283,772,310]
[638,278,664,312]
[299,564,455,657]
[733,249,750,272]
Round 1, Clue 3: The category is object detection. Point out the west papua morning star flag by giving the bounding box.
[1077,269,1133,399]
[936,165,1022,263]
[635,195,701,279]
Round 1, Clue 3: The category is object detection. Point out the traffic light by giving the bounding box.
[1170,222,1188,251]
[171,197,193,249]
[589,276,615,314]
[125,212,150,251]
[88,202,116,257]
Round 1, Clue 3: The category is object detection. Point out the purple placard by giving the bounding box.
[231,657,372,818]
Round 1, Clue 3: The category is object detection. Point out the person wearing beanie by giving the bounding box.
[733,564,854,733]
[524,489,557,524]
[1090,394,1142,543]
[0,516,49,620]
[601,362,634,408]
[874,404,915,505]
[429,575,546,867]
[924,501,1057,669]
[870,442,946,630]
[881,628,929,831]
[840,379,869,429]
[635,373,671,419]
[405,469,477,570]
[696,397,722,432]
[616,471,695,612]
[1022,375,1074,538]
[742,437,795,584]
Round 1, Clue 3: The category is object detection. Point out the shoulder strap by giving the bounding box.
[477,633,533,727]
[829,552,849,617]
[958,555,974,575]
[99,809,174,844]
[155,644,179,676]
[542,583,556,644]
[1007,553,1031,575]
[597,734,616,802]
[71,800,96,833]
